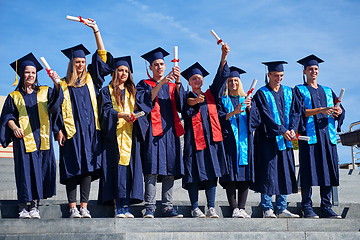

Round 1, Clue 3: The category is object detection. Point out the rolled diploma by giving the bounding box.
[335,88,345,108]
[66,15,96,24]
[298,136,310,141]
[40,57,60,84]
[173,46,179,67]
[133,111,145,119]
[210,29,224,46]
[245,79,258,100]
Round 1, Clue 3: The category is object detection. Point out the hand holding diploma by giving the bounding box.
[39,57,60,84]
[210,29,225,46]
[335,88,345,108]
[66,15,96,25]
[130,111,145,122]
[171,46,179,67]
[245,79,258,100]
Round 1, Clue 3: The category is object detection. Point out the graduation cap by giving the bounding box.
[297,54,324,68]
[113,56,133,73]
[262,61,287,84]
[262,61,288,72]
[61,44,90,60]
[10,52,43,76]
[141,47,169,64]
[181,62,209,81]
[229,66,246,78]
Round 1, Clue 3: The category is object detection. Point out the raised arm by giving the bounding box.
[84,18,105,51]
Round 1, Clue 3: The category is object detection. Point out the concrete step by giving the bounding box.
[0,218,359,240]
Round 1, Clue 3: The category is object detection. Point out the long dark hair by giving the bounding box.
[111,69,136,108]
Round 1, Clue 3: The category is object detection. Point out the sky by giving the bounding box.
[0,0,359,163]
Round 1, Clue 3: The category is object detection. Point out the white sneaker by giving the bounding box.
[19,209,31,219]
[80,207,92,218]
[115,213,126,218]
[124,212,134,218]
[69,207,81,218]
[206,207,219,218]
[277,209,300,218]
[29,208,41,219]
[263,209,277,218]
[237,208,251,218]
[191,208,206,218]
[232,208,241,218]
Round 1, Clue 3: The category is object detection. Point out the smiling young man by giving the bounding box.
[136,47,184,218]
[295,55,345,219]
[251,61,300,218]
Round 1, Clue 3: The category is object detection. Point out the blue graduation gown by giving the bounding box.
[218,95,260,187]
[97,86,143,204]
[56,52,110,184]
[250,85,300,195]
[182,63,229,189]
[0,88,57,203]
[295,84,345,187]
[135,78,185,180]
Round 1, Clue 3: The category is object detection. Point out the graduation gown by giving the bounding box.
[56,52,110,184]
[0,88,57,203]
[295,84,345,187]
[97,86,143,204]
[182,63,229,189]
[250,85,300,195]
[135,78,185,180]
[218,95,260,187]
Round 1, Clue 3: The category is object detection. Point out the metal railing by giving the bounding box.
[349,121,360,169]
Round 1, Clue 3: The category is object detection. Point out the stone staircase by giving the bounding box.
[1,157,359,240]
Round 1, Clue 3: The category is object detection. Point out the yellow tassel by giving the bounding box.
[12,60,19,86]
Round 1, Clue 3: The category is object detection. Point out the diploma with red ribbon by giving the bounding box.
[335,88,345,108]
[171,46,179,67]
[130,111,145,122]
[245,79,258,100]
[210,29,225,46]
[66,15,96,25]
[296,135,310,141]
[39,57,60,84]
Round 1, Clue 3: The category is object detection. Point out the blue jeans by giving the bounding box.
[260,194,287,213]
[187,181,217,210]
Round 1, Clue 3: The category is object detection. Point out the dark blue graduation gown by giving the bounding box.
[97,86,143,204]
[56,52,110,184]
[295,84,345,187]
[0,88,57,203]
[218,95,260,187]
[181,63,229,189]
[135,78,185,180]
[250,85,300,195]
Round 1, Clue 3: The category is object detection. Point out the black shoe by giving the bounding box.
[302,207,319,218]
[162,208,183,218]
[321,207,341,219]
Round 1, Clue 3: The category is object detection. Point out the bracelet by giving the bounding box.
[94,30,99,34]
[175,82,181,84]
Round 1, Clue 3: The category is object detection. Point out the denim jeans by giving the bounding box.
[187,181,216,210]
[144,174,174,210]
[260,194,287,213]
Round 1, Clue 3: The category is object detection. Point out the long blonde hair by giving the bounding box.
[224,77,246,97]
[66,58,87,87]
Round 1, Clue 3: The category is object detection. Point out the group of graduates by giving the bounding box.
[0,19,345,220]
